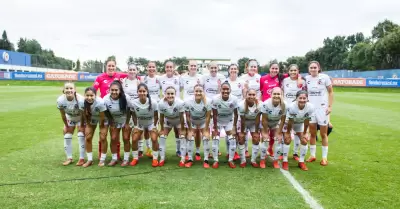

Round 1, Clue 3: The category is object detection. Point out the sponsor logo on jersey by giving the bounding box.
[206,89,217,94]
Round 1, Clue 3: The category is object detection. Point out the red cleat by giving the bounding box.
[233,152,240,161]
[298,162,308,171]
[195,153,201,161]
[76,159,85,166]
[212,162,219,169]
[178,161,185,167]
[282,162,289,170]
[63,158,73,166]
[108,160,118,166]
[240,162,246,168]
[121,160,129,167]
[185,154,189,161]
[203,162,210,168]
[130,159,138,166]
[152,159,159,167]
[159,160,165,167]
[228,161,236,168]
[185,161,193,168]
[272,160,280,169]
[293,154,300,161]
[260,160,266,168]
[306,156,316,162]
[320,159,328,166]
[82,161,93,168]
[251,162,259,168]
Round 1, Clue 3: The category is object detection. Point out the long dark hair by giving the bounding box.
[109,80,128,113]
[137,83,152,111]
[84,87,97,123]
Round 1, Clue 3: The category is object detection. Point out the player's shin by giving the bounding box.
[212,136,220,162]
[179,136,187,163]
[77,132,85,160]
[64,133,73,159]
[228,135,236,162]
[159,135,167,161]
[203,137,210,161]
[187,136,194,161]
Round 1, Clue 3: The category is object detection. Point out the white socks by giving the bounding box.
[138,139,144,152]
[299,144,308,163]
[282,144,290,162]
[146,138,152,149]
[132,151,139,160]
[187,137,195,161]
[260,141,267,160]
[310,145,317,157]
[212,136,220,162]
[322,146,328,159]
[175,138,180,152]
[124,152,130,161]
[293,135,300,155]
[159,135,167,161]
[180,137,187,163]
[203,137,210,161]
[238,144,246,163]
[228,135,236,162]
[251,144,259,163]
[87,152,93,161]
[77,132,85,160]
[64,133,73,159]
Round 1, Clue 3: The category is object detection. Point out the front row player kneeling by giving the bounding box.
[283,90,315,171]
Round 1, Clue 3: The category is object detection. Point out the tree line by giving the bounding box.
[1,19,399,74]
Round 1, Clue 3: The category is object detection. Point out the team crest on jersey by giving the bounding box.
[286,83,289,87]
[144,80,148,84]
[218,104,221,108]
[202,107,207,112]
[256,79,259,83]
[268,110,273,114]
[173,107,177,112]
[275,78,279,82]
[254,109,259,113]
[238,83,241,88]
[95,107,99,112]
[191,107,195,111]
[206,79,210,82]
[304,113,309,117]
[125,84,128,87]
[318,79,322,85]
[278,110,282,115]
[186,80,189,84]
[174,79,178,84]
[229,103,234,108]
[307,81,311,84]
[162,81,166,84]
[74,104,78,109]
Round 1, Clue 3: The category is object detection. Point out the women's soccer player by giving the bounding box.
[130,83,160,167]
[238,89,261,168]
[57,82,85,166]
[211,81,239,168]
[284,90,315,171]
[260,87,286,169]
[158,86,186,167]
[103,81,132,166]
[184,84,212,168]
[81,87,108,167]
[304,61,334,166]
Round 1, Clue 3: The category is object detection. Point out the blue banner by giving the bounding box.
[12,72,45,80]
[366,79,400,87]
[0,72,12,80]
[78,73,100,81]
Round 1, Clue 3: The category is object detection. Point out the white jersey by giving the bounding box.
[57,94,85,120]
[240,74,261,96]
[238,100,261,120]
[202,73,226,99]
[88,97,107,119]
[180,74,203,100]
[286,102,315,124]
[103,93,129,124]
[131,97,158,127]
[305,74,331,108]
[158,98,185,120]
[282,77,304,104]
[122,77,140,100]
[159,74,180,95]
[142,75,161,103]
[260,98,287,123]
[184,96,212,122]
[211,95,239,125]
[226,78,245,100]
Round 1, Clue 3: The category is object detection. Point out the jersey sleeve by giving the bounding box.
[211,96,218,109]
[325,75,332,87]
[184,99,191,112]
[287,104,296,119]
[93,76,101,91]
[97,99,107,112]
[56,96,64,110]
[260,102,267,114]
[233,97,239,109]
[205,100,212,111]
[152,101,158,112]
[78,98,85,111]
[238,103,245,116]
[178,100,185,113]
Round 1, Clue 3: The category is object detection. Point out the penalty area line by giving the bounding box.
[279,165,324,209]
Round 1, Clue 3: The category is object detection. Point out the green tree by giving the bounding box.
[372,19,399,40]
[0,30,14,51]
[237,57,250,75]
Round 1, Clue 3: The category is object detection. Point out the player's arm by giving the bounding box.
[185,111,192,133]
[261,113,270,141]
[212,108,218,135]
[125,109,132,127]
[59,109,68,127]
[131,110,137,127]
[153,111,158,127]
[327,85,334,114]
[179,111,185,135]
[159,113,165,132]
[277,114,286,136]
[254,112,261,133]
[233,108,238,135]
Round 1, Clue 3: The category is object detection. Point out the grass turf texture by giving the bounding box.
[0,81,399,208]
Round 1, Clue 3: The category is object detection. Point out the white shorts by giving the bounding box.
[66,115,81,127]
[283,122,304,133]
[165,118,181,129]
[89,116,109,126]
[137,123,155,131]
[240,120,257,133]
[190,120,206,129]
[310,108,328,126]
[216,121,234,133]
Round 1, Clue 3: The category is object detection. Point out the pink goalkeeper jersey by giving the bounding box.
[93,72,128,98]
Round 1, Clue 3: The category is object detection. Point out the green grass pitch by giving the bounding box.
[0,81,399,209]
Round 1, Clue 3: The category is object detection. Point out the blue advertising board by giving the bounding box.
[366,79,400,87]
[0,50,31,66]
[78,73,100,81]
[12,72,45,80]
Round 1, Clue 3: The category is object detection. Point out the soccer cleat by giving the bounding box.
[159,160,165,167]
[195,153,201,161]
[76,159,85,166]
[121,160,130,167]
[145,148,152,158]
[306,156,316,162]
[185,161,193,168]
[282,162,289,170]
[203,161,210,168]
[212,161,219,169]
[176,151,181,157]
[139,151,143,158]
[251,162,259,168]
[178,161,185,167]
[185,153,189,161]
[152,159,159,167]
[267,147,274,157]
[260,160,266,168]
[320,158,328,166]
[108,160,118,166]
[293,154,300,161]
[233,152,240,161]
[82,161,93,168]
[240,161,246,168]
[273,160,280,169]
[298,162,308,171]
[245,151,250,158]
[228,161,236,168]
[63,158,73,166]
[98,160,105,167]
[279,154,283,160]
[129,159,138,166]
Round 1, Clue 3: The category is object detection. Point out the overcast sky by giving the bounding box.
[1,0,400,68]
